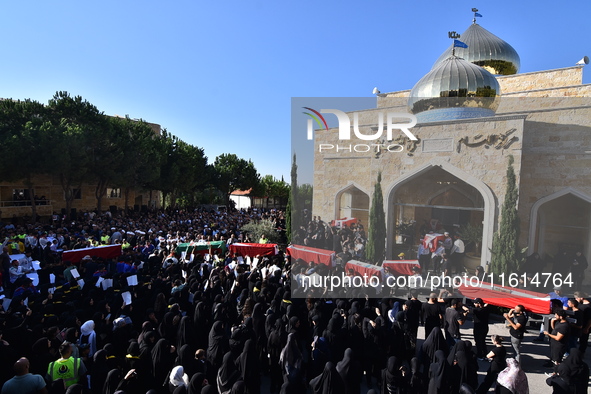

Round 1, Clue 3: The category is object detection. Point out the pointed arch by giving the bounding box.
[528,187,591,259]
[385,158,496,264]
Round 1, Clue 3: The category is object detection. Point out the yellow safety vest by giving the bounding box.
[47,357,80,388]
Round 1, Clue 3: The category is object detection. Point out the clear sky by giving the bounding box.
[1,1,589,183]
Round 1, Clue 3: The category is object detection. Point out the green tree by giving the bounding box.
[154,131,209,209]
[110,116,164,215]
[213,153,260,206]
[0,99,48,222]
[45,92,105,219]
[286,154,299,244]
[241,218,281,244]
[490,155,520,277]
[254,175,289,207]
[366,172,386,264]
[87,115,122,214]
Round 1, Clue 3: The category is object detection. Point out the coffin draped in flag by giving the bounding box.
[62,244,122,263]
[176,241,227,256]
[382,259,422,275]
[286,244,335,267]
[423,233,446,252]
[229,243,278,258]
[458,281,551,314]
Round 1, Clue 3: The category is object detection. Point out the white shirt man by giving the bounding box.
[451,237,465,254]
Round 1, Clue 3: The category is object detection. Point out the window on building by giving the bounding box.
[106,188,122,198]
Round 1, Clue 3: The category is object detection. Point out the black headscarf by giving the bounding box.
[187,373,206,394]
[557,348,586,385]
[103,368,122,394]
[381,356,407,394]
[217,351,239,394]
[230,380,246,394]
[207,321,227,368]
[309,361,346,394]
[90,349,109,394]
[177,315,195,350]
[447,340,468,366]
[177,344,198,378]
[152,338,175,387]
[422,327,448,363]
[237,339,260,387]
[279,332,302,373]
[428,350,449,394]
[336,348,362,394]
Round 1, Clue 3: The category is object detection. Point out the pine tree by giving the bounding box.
[490,155,520,277]
[366,172,386,264]
[286,154,299,244]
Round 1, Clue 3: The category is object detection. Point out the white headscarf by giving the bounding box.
[79,320,97,357]
[170,365,189,387]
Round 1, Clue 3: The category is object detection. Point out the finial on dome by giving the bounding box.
[449,31,461,57]
[471,8,482,24]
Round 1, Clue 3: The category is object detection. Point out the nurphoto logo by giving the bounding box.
[303,107,418,153]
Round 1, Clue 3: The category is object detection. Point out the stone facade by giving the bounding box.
[312,66,591,283]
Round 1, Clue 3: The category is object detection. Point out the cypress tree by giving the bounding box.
[490,155,520,277]
[286,154,299,244]
[366,172,386,264]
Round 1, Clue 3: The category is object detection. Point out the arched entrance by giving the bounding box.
[334,183,370,228]
[385,160,495,264]
[529,188,591,265]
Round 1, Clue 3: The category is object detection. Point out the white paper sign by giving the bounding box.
[2,298,11,311]
[101,279,113,290]
[77,279,85,289]
[23,298,28,307]
[32,261,42,270]
[26,273,39,287]
[252,257,259,269]
[246,256,251,266]
[121,291,132,305]
[126,275,138,286]
[48,287,55,294]
[49,274,56,284]
[96,277,104,288]
[70,268,80,279]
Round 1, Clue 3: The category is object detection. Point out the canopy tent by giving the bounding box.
[382,259,421,275]
[62,244,122,264]
[286,244,335,267]
[176,241,227,257]
[229,242,278,258]
[458,281,551,314]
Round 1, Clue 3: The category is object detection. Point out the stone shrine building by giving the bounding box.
[311,17,591,284]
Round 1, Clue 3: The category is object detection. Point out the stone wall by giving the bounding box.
[497,66,583,94]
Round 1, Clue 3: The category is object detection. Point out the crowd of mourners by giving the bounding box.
[0,208,589,394]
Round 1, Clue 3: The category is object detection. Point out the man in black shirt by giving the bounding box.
[444,298,468,348]
[504,304,527,364]
[574,291,591,352]
[567,298,583,351]
[472,298,490,359]
[421,292,442,340]
[406,290,422,340]
[544,309,570,364]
